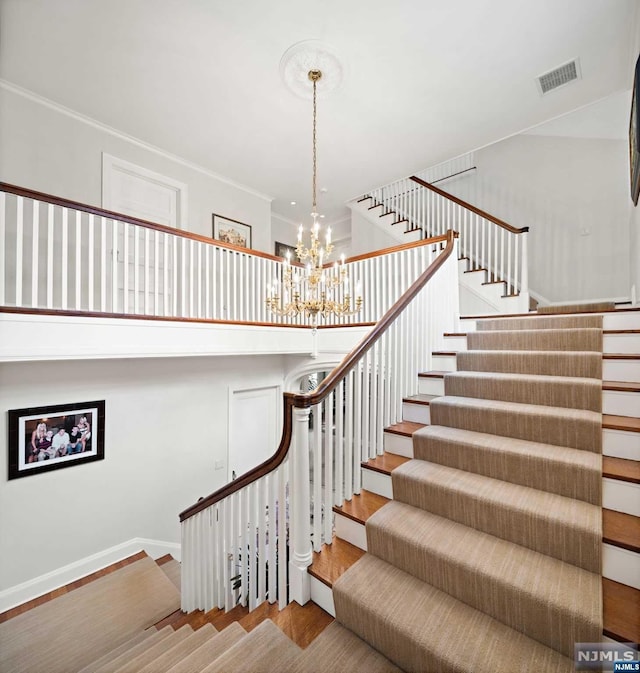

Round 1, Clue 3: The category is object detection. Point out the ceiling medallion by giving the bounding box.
[279,40,345,99]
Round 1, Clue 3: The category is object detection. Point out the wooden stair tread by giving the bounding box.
[384,421,426,436]
[460,307,640,320]
[418,370,447,379]
[603,578,640,643]
[604,353,640,360]
[308,538,365,588]
[155,554,174,566]
[603,456,640,484]
[443,332,467,337]
[333,490,390,524]
[432,351,457,356]
[605,329,640,334]
[402,394,438,405]
[603,509,640,553]
[362,452,410,475]
[602,414,640,433]
[603,381,640,392]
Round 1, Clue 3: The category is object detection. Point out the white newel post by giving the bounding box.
[289,405,312,605]
[520,231,529,296]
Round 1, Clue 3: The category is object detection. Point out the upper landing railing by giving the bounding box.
[365,173,529,299]
[0,182,450,327]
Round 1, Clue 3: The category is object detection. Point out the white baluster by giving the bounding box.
[87,215,94,311]
[322,394,334,546]
[189,239,195,318]
[77,210,84,310]
[277,461,288,610]
[205,245,211,319]
[154,231,160,315]
[268,472,278,603]
[122,222,129,313]
[180,238,186,317]
[257,476,267,605]
[66,209,74,310]
[30,200,39,308]
[163,232,169,317]
[520,232,528,296]
[46,203,54,308]
[240,487,249,607]
[133,226,140,314]
[172,237,178,317]
[144,228,150,315]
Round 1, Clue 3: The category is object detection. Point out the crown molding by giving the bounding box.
[0,79,273,203]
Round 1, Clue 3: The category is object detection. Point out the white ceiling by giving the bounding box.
[0,0,638,224]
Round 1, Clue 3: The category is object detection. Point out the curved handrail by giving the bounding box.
[179,229,456,522]
[0,181,284,261]
[410,176,529,234]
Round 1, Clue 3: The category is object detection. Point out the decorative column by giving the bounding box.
[289,405,313,605]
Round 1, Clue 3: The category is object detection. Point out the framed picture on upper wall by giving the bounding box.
[630,53,640,206]
[274,241,297,259]
[7,400,105,480]
[212,213,252,249]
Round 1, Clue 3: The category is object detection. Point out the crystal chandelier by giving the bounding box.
[266,69,363,325]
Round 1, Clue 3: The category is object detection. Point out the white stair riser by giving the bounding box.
[309,575,335,617]
[603,390,640,417]
[603,478,640,516]
[443,336,467,351]
[361,468,393,499]
[334,513,368,551]
[402,403,430,424]
[431,354,456,371]
[604,359,640,382]
[336,488,640,590]
[383,432,414,458]
[418,377,445,396]
[604,334,640,354]
[605,313,640,330]
[603,428,640,461]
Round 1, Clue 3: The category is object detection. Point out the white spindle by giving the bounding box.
[312,401,322,551]
[520,232,529,296]
[133,226,140,314]
[277,461,288,610]
[76,211,84,310]
[189,239,195,318]
[110,219,119,312]
[154,231,160,315]
[267,472,277,603]
[62,208,69,310]
[123,222,129,313]
[88,215,95,311]
[144,229,150,315]
[323,393,334,545]
[164,233,170,317]
[46,204,54,308]
[180,238,186,317]
[31,201,39,307]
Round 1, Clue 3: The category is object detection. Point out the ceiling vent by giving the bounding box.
[536,59,581,95]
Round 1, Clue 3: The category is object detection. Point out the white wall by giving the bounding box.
[0,84,273,252]
[446,133,631,303]
[349,211,399,257]
[0,354,286,591]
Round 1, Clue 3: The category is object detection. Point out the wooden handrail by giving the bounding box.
[179,230,456,522]
[0,182,284,262]
[410,176,529,234]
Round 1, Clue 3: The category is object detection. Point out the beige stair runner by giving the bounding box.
[333,313,603,672]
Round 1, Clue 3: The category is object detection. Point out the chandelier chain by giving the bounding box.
[311,72,318,212]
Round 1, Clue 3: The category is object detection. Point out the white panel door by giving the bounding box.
[102,153,188,228]
[228,385,280,481]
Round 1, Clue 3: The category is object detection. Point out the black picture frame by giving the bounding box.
[630,53,640,206]
[212,213,252,249]
[274,241,297,259]
[8,400,106,480]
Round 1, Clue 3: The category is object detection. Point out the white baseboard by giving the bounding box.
[0,537,181,614]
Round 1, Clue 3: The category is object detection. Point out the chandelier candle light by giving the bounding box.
[266,69,363,325]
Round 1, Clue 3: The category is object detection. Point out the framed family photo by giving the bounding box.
[212,213,252,249]
[7,400,105,480]
[631,53,640,206]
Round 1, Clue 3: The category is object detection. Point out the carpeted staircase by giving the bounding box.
[1,313,621,673]
[333,313,604,672]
